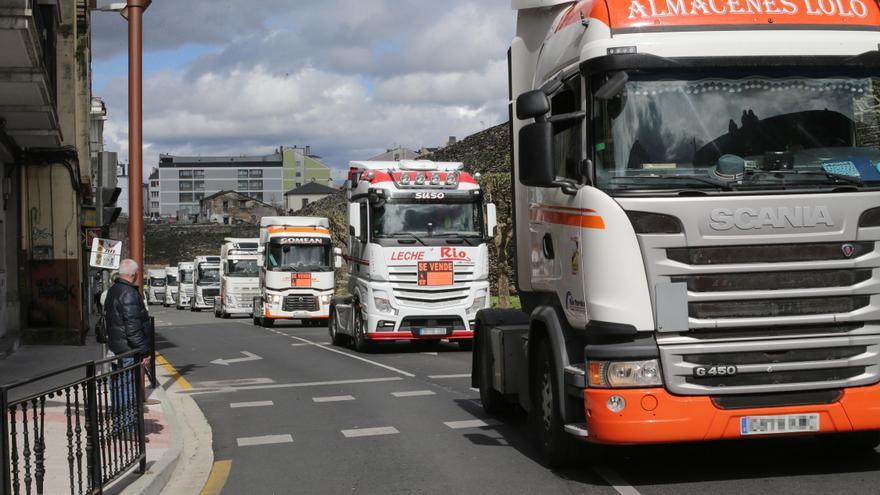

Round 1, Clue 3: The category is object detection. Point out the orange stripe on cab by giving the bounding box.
[529,206,605,230]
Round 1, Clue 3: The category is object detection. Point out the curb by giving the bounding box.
[119,382,184,495]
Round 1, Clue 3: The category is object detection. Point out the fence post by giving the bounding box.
[149,317,157,389]
[85,362,102,494]
[135,365,146,474]
[1,387,11,495]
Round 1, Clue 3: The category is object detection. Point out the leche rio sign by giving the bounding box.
[619,0,879,27]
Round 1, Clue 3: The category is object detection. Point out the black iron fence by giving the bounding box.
[1,315,158,495]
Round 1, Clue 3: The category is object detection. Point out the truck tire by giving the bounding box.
[328,308,347,346]
[816,430,880,454]
[352,308,371,353]
[262,317,275,327]
[532,338,580,468]
[478,327,508,416]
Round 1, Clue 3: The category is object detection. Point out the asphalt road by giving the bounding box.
[152,306,880,495]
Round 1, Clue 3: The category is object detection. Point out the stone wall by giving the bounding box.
[112,221,260,268]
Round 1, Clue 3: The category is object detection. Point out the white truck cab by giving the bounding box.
[329,160,496,352]
[176,262,194,310]
[146,268,166,305]
[252,216,340,327]
[216,238,260,318]
[163,266,179,307]
[191,256,220,312]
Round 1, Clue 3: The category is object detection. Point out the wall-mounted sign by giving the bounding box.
[89,238,122,270]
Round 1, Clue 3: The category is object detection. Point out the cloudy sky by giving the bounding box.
[91,1,515,181]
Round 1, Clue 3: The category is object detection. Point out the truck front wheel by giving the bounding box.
[352,308,371,353]
[532,339,581,467]
[328,308,347,346]
[478,327,507,416]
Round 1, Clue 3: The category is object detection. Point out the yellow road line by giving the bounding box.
[155,353,192,390]
[200,460,232,495]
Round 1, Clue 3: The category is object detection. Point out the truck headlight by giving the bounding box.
[587,359,662,388]
[320,294,333,304]
[267,294,283,306]
[372,290,395,315]
[467,294,487,317]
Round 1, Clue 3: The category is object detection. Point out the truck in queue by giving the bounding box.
[176,262,194,310]
[191,255,220,312]
[252,217,340,327]
[473,0,880,466]
[146,268,166,305]
[329,160,496,352]
[163,266,179,307]
[216,238,260,318]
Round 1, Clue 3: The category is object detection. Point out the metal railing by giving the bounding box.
[1,316,158,494]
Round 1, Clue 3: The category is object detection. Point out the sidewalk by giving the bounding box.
[1,343,181,495]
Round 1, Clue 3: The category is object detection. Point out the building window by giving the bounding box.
[222,200,229,211]
[179,170,193,179]
[251,192,263,202]
[239,200,247,208]
[295,171,301,177]
[179,181,193,191]
[194,180,205,191]
[194,192,205,201]
[238,180,249,190]
[194,170,205,179]
[238,169,249,178]
[151,202,159,209]
[301,198,309,208]
[249,169,263,178]
[295,182,301,187]
[179,193,193,203]
[249,180,263,191]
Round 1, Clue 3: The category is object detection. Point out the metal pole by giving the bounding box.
[1,387,11,495]
[127,0,147,292]
[84,363,102,493]
[148,317,157,389]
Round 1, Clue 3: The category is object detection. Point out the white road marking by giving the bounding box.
[230,401,274,409]
[444,419,497,429]
[185,376,403,395]
[288,335,416,377]
[391,390,436,398]
[428,374,470,379]
[312,395,355,403]
[593,465,642,495]
[341,427,399,438]
[211,351,263,366]
[420,352,438,356]
[236,434,293,447]
[200,378,275,388]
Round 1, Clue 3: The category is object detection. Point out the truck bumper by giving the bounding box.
[265,308,330,320]
[363,310,477,341]
[583,383,880,445]
[366,330,475,341]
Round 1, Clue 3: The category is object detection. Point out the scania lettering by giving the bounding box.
[191,256,220,312]
[252,217,340,327]
[163,266,179,307]
[216,238,260,318]
[176,262,194,310]
[329,160,496,352]
[146,269,166,305]
[473,0,880,467]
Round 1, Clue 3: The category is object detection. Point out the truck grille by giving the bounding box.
[689,296,870,319]
[387,265,473,309]
[667,242,874,265]
[660,336,880,395]
[282,295,318,312]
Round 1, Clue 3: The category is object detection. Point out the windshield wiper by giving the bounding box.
[384,233,426,245]
[609,175,734,191]
[745,170,865,187]
[431,232,480,246]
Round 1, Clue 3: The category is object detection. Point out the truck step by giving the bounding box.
[563,423,589,438]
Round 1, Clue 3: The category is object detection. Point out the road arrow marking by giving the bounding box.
[210,351,263,366]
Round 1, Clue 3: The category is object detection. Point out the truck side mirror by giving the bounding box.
[516,90,550,120]
[486,203,497,237]
[349,203,361,238]
[333,247,343,269]
[518,121,555,187]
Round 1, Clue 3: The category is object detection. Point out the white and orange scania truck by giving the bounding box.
[474,0,880,466]
[329,161,497,352]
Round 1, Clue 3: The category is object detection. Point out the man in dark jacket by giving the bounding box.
[104,258,150,434]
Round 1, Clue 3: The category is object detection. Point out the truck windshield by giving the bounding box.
[150,278,165,287]
[267,243,331,272]
[197,266,220,284]
[594,71,880,193]
[227,259,258,277]
[166,275,178,286]
[179,270,193,283]
[371,201,483,238]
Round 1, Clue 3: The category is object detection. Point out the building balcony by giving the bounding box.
[0,0,60,149]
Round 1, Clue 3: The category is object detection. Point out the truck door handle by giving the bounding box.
[542,234,555,259]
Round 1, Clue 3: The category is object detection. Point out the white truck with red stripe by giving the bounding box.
[252,216,341,327]
[474,0,880,467]
[329,160,497,352]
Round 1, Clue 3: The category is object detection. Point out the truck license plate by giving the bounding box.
[419,328,446,336]
[740,413,819,436]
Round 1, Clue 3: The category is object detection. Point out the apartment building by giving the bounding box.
[280,146,333,192]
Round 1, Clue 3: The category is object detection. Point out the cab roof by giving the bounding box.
[260,216,330,228]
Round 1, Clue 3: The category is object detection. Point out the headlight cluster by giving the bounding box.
[320,294,333,304]
[267,294,283,306]
[373,290,396,315]
[226,294,237,305]
[587,359,662,388]
[467,293,488,317]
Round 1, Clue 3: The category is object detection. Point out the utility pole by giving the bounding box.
[126,0,149,290]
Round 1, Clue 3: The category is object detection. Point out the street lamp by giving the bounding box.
[94,0,151,290]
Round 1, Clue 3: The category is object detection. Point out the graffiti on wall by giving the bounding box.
[35,277,75,303]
